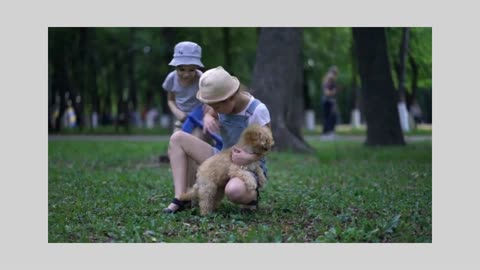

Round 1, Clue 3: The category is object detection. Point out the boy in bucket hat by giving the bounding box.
[162,41,205,132]
[163,66,272,214]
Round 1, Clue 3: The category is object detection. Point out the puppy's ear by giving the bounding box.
[258,130,274,152]
[244,129,260,146]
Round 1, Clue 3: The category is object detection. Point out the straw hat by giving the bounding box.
[196,66,240,104]
[168,41,204,67]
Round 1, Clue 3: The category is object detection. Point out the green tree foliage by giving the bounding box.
[386,27,432,91]
[48,27,432,132]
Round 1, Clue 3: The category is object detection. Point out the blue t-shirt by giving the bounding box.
[162,70,203,114]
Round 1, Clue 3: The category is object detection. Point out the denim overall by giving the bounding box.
[218,98,267,205]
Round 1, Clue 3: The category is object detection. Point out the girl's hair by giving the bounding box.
[239,83,249,93]
[226,83,250,102]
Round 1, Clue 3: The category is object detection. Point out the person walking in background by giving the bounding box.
[63,99,77,128]
[321,66,339,138]
[410,100,424,125]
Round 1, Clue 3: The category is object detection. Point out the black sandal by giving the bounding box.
[240,189,260,213]
[163,198,191,214]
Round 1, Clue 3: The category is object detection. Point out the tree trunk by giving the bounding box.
[127,28,138,128]
[251,27,314,153]
[352,27,405,146]
[50,29,71,132]
[86,28,100,127]
[398,27,410,102]
[407,52,418,109]
[114,52,129,132]
[223,28,231,71]
[128,28,138,111]
[396,27,411,131]
[74,27,88,131]
[350,39,363,127]
[303,52,312,111]
[160,28,176,115]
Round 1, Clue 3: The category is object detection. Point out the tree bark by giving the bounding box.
[350,40,363,127]
[127,28,138,111]
[74,27,88,131]
[114,51,129,132]
[50,29,71,132]
[251,27,314,153]
[223,28,231,71]
[160,28,176,115]
[352,27,405,146]
[407,52,418,109]
[86,28,100,121]
[398,27,410,103]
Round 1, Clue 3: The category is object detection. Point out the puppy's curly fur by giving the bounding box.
[179,124,274,215]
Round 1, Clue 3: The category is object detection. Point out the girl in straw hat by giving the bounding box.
[163,66,272,214]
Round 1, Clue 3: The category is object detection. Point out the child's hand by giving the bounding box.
[203,113,220,134]
[231,146,258,166]
[179,112,187,122]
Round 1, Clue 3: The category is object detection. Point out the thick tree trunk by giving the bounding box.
[251,27,314,153]
[353,27,405,146]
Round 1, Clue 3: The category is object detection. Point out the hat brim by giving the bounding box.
[168,56,204,68]
[196,76,240,104]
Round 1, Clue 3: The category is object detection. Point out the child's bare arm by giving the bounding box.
[167,92,187,121]
[202,105,220,133]
[231,146,261,166]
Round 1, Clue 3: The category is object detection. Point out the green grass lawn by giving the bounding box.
[51,123,432,137]
[302,124,432,136]
[48,139,432,243]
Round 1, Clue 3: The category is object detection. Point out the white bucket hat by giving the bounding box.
[196,66,240,104]
[168,41,204,67]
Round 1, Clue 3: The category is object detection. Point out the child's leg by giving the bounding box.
[173,126,182,133]
[228,165,257,191]
[191,127,215,146]
[186,156,198,188]
[165,131,216,212]
[224,177,258,206]
[191,127,205,140]
[186,128,206,189]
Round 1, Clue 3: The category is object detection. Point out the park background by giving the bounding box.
[48,27,432,142]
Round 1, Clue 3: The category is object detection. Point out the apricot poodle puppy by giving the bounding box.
[179,124,274,215]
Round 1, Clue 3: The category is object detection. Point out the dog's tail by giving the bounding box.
[179,184,197,201]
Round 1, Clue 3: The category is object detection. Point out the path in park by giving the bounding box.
[48,134,431,142]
